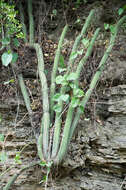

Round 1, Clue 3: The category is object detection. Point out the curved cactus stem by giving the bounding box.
[18,73,32,116]
[54,104,74,163]
[37,134,44,161]
[51,115,62,158]
[50,25,68,122]
[3,161,40,190]
[51,11,95,159]
[27,43,50,160]
[18,2,28,43]
[67,9,95,71]
[76,28,100,81]
[69,15,126,142]
[51,15,98,161]
[28,0,34,43]
[51,85,66,158]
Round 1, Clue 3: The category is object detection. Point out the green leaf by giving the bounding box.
[55,75,65,84]
[65,86,71,92]
[4,79,14,85]
[118,8,124,16]
[0,134,4,142]
[13,38,20,47]
[39,175,47,184]
[123,5,126,10]
[53,93,61,102]
[16,32,25,39]
[60,94,69,102]
[69,83,76,89]
[53,104,62,113]
[12,52,18,63]
[109,25,116,34]
[2,52,13,66]
[2,37,10,46]
[59,55,65,68]
[82,38,89,48]
[67,72,77,81]
[79,105,84,113]
[14,153,22,164]
[0,151,8,163]
[73,88,84,97]
[46,161,53,168]
[84,118,90,121]
[70,52,78,61]
[104,23,110,30]
[14,153,20,161]
[58,68,67,73]
[75,18,81,24]
[71,97,80,108]
[39,161,46,167]
[52,9,57,16]
[77,49,83,55]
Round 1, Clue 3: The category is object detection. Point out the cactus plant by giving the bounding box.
[2,0,126,188]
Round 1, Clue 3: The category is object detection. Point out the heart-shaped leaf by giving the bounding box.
[71,97,80,108]
[118,8,124,16]
[53,93,61,102]
[82,38,89,48]
[67,72,77,81]
[13,38,20,47]
[56,75,65,84]
[58,67,67,73]
[60,94,69,102]
[73,88,84,97]
[70,52,78,61]
[2,37,10,46]
[12,52,18,63]
[2,52,13,66]
[53,104,62,112]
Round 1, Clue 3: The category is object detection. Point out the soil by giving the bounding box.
[1,0,126,189]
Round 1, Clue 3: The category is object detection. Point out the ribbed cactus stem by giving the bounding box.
[76,28,100,80]
[69,15,126,141]
[68,9,95,71]
[18,2,28,43]
[3,161,40,190]
[50,25,68,122]
[54,104,74,163]
[29,43,50,160]
[18,73,32,116]
[51,11,95,160]
[28,0,34,43]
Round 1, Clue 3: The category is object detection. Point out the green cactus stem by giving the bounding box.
[27,43,50,160]
[28,0,34,43]
[69,15,126,141]
[51,10,95,159]
[76,28,100,80]
[18,2,28,43]
[50,25,68,122]
[3,161,40,190]
[18,74,32,116]
[54,103,74,163]
[68,9,95,71]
